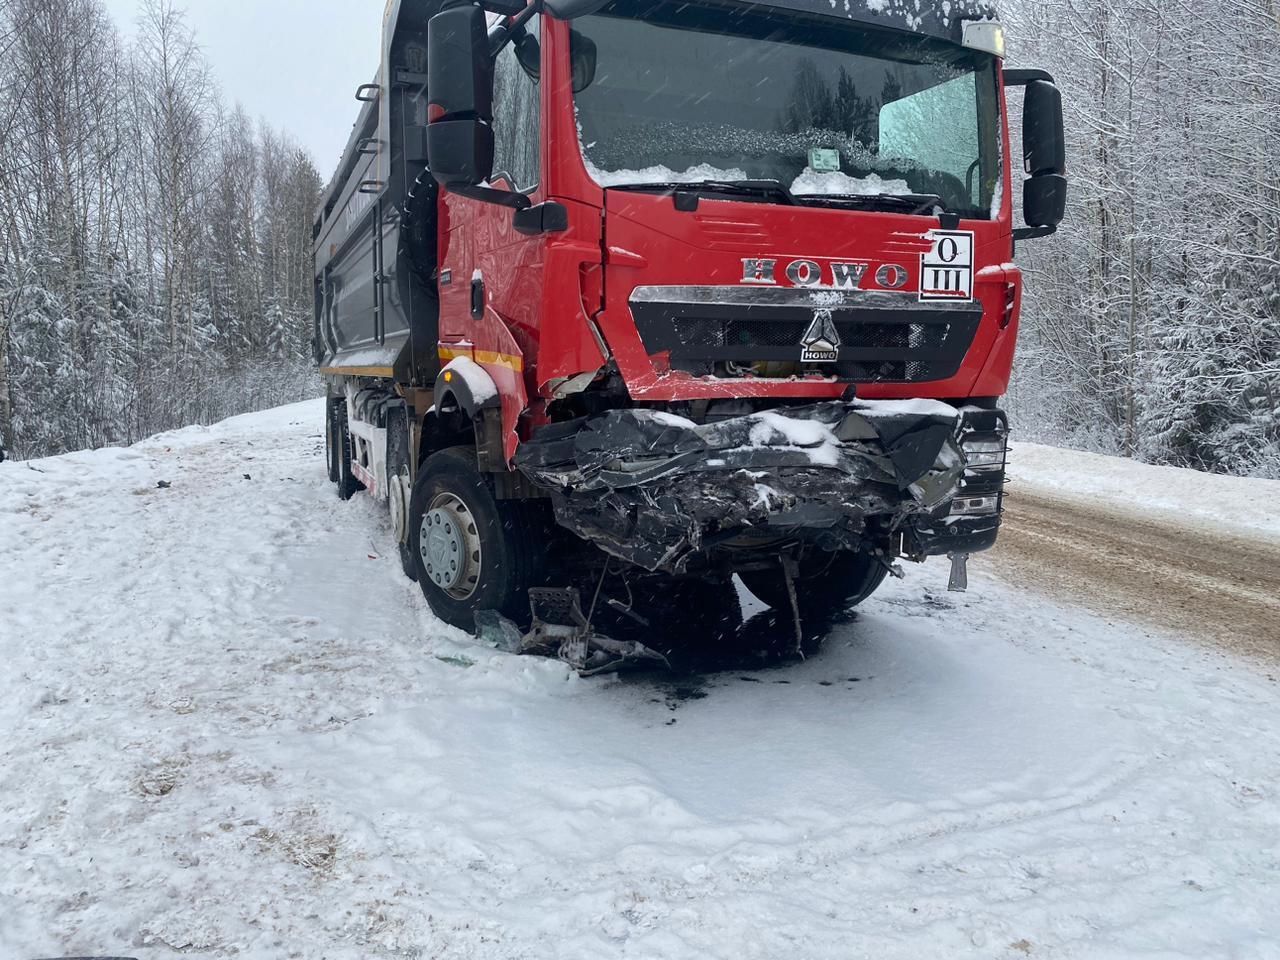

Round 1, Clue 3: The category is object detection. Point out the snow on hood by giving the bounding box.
[854,398,962,419]
[746,411,843,467]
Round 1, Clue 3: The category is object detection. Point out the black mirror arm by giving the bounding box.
[488,0,543,58]
[1003,68,1055,87]
[1012,226,1057,246]
[514,201,569,235]
[449,183,532,211]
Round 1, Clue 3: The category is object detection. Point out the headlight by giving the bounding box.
[950,495,1001,517]
[962,438,1007,472]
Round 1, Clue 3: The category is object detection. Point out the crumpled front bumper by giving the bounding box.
[514,400,968,573]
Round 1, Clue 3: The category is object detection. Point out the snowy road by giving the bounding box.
[995,489,1280,662]
[3,401,1279,959]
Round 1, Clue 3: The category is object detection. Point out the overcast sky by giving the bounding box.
[104,0,387,176]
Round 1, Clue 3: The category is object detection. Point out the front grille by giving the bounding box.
[629,286,982,384]
[679,317,949,353]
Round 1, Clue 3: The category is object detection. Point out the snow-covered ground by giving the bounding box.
[2,400,1278,959]
[1009,441,1280,544]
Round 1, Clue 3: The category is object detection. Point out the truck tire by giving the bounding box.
[336,406,363,501]
[386,407,417,581]
[648,577,743,637]
[408,446,543,633]
[324,400,341,484]
[592,575,743,647]
[739,549,888,617]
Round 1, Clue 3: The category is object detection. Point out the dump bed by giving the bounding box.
[313,0,447,383]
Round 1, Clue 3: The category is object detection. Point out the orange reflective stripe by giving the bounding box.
[438,346,524,372]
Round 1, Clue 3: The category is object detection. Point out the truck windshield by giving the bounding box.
[572,1,1002,218]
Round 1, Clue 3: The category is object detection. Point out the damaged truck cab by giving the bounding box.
[314,0,1067,649]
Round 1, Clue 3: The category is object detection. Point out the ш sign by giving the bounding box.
[920,230,974,302]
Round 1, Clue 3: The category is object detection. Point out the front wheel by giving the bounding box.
[408,447,546,633]
[739,549,889,617]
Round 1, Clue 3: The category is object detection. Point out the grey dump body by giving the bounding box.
[313,0,449,381]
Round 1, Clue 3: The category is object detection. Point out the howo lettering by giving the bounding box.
[314,0,1068,669]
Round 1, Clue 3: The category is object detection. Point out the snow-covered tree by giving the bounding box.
[1004,0,1280,477]
[0,0,321,459]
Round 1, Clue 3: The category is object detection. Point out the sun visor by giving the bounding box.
[543,0,612,17]
[544,0,998,44]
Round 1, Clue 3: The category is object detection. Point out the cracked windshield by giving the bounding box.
[574,1,1002,216]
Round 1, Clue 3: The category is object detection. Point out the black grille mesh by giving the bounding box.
[678,317,940,352]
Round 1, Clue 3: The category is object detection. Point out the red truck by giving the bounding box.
[314,0,1066,664]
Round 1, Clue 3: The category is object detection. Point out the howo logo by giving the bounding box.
[801,309,841,363]
[741,258,910,291]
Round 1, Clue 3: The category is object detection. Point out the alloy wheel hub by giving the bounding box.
[420,494,481,599]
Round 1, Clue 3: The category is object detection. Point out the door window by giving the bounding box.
[489,14,541,192]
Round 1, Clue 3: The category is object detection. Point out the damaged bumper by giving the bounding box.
[515,400,983,573]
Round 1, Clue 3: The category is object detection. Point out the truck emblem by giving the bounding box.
[800,310,841,363]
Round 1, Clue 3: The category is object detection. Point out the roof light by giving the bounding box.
[963,21,1006,59]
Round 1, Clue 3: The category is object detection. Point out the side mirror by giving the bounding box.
[1024,173,1067,229]
[1007,74,1068,240]
[514,27,540,81]
[427,6,495,187]
[427,120,495,187]
[569,30,597,93]
[1023,80,1065,178]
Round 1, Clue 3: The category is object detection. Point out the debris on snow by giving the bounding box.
[4,400,1280,960]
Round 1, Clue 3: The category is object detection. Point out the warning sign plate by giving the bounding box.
[919,230,975,302]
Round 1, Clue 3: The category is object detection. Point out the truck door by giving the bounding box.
[436,12,544,458]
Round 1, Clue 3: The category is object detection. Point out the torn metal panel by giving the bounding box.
[522,587,671,676]
[515,402,965,573]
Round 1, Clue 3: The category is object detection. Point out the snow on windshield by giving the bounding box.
[790,168,913,197]
[583,157,750,188]
[579,121,927,195]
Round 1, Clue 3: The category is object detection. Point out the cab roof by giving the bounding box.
[544,0,998,43]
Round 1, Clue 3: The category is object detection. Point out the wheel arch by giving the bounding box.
[420,358,505,471]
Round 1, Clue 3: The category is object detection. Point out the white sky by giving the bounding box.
[104,0,387,177]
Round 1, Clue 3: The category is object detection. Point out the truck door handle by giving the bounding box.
[470,275,484,320]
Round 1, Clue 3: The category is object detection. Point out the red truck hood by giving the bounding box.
[594,190,1014,402]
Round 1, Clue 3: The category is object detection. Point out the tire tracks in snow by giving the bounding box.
[990,487,1280,663]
